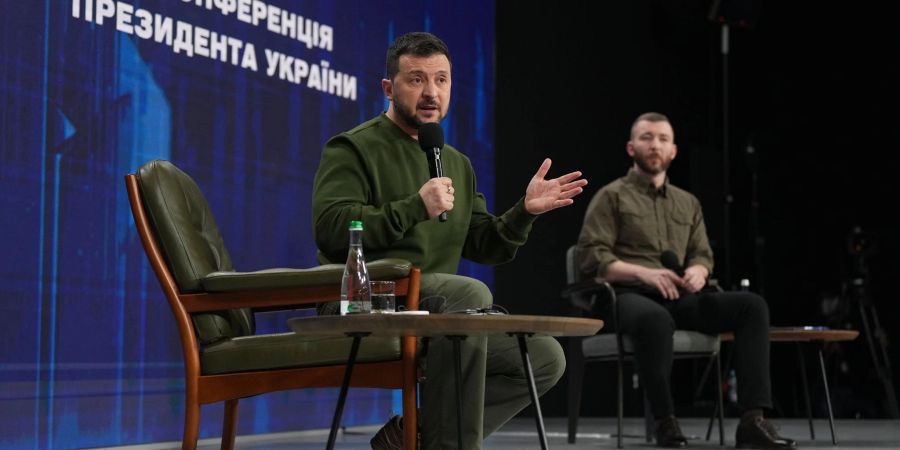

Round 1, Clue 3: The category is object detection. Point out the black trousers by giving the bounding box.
[600,289,772,417]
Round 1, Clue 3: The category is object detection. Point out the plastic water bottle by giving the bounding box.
[727,369,738,404]
[341,220,371,315]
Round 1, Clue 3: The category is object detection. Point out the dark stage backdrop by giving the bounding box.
[0,1,494,448]
[497,0,900,420]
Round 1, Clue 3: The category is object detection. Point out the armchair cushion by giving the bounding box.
[201,333,400,375]
[139,160,234,293]
[200,259,413,292]
[139,160,253,345]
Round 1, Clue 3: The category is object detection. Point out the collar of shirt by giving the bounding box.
[624,168,668,198]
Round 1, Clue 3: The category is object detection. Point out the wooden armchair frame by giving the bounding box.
[126,173,419,450]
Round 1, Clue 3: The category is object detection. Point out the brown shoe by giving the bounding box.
[371,416,403,450]
[735,415,797,449]
[654,415,688,448]
[371,415,420,450]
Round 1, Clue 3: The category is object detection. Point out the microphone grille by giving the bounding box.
[660,250,682,273]
[418,122,444,150]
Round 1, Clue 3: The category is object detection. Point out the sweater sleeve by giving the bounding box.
[461,167,537,265]
[312,136,429,259]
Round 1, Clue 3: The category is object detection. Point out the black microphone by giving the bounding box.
[660,250,685,277]
[418,122,448,222]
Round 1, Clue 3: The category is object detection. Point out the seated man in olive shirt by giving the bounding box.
[577,112,796,449]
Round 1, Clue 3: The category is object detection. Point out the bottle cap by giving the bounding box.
[349,220,363,230]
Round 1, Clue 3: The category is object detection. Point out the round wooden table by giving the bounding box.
[712,327,859,445]
[289,313,603,450]
[719,326,859,343]
[289,312,603,338]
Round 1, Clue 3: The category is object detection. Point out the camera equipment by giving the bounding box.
[838,226,899,417]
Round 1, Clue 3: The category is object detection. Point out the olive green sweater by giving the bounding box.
[312,114,536,273]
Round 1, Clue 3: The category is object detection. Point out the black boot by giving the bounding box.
[654,415,688,448]
[735,413,797,449]
[370,416,404,450]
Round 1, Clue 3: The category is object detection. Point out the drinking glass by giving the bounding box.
[370,280,395,313]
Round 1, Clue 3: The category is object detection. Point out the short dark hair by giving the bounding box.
[630,112,671,139]
[386,32,451,81]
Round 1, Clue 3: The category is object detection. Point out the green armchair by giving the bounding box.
[126,160,419,450]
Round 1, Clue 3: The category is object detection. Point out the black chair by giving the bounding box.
[563,245,725,448]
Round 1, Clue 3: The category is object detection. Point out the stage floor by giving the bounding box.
[92,417,900,449]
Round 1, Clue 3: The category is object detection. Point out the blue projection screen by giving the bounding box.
[0,1,495,448]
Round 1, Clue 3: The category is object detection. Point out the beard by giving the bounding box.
[634,152,672,175]
[393,98,442,130]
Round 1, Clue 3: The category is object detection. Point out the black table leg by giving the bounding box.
[716,353,725,446]
[513,333,549,450]
[796,342,815,440]
[706,396,717,441]
[818,345,837,445]
[707,345,733,442]
[447,335,467,450]
[326,332,369,450]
